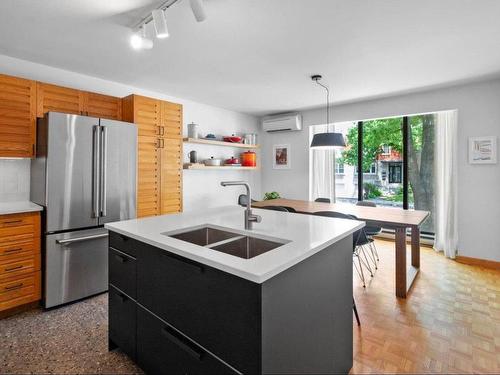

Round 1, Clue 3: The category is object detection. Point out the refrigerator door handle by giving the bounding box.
[56,233,109,245]
[92,125,101,218]
[100,126,108,217]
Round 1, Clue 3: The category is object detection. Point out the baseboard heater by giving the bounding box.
[374,229,435,247]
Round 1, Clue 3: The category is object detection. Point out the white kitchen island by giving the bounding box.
[105,206,364,374]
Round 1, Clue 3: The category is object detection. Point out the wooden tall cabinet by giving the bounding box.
[122,95,183,217]
[0,74,36,157]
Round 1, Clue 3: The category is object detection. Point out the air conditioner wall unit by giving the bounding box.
[262,113,302,132]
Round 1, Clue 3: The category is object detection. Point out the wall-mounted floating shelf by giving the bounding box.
[183,137,259,149]
[183,164,258,171]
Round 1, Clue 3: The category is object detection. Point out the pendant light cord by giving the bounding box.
[314,80,330,126]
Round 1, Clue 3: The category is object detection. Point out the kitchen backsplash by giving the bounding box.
[0,159,30,201]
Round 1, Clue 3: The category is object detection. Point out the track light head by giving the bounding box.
[130,25,153,50]
[190,0,207,22]
[152,9,169,39]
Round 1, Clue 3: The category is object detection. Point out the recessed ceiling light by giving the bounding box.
[152,9,169,39]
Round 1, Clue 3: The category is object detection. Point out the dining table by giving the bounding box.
[252,198,430,298]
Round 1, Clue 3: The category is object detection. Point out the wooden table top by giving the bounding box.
[253,198,430,228]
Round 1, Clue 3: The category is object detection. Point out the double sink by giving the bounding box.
[163,225,289,259]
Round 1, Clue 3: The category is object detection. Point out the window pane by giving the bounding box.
[362,118,404,208]
[335,122,358,204]
[408,114,435,233]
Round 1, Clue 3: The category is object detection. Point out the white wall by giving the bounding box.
[0,54,261,211]
[262,79,500,262]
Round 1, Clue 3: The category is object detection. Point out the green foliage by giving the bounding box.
[340,116,426,170]
[383,186,414,203]
[363,183,382,199]
[263,191,280,200]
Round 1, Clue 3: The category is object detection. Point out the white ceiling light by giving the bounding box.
[152,9,169,39]
[130,25,153,50]
[189,0,206,22]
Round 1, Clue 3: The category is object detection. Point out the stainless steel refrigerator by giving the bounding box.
[31,112,137,308]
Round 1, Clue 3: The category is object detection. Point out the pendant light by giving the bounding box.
[310,75,346,149]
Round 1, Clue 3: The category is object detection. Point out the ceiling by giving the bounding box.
[0,0,499,116]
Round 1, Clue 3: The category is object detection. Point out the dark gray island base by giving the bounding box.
[108,230,353,374]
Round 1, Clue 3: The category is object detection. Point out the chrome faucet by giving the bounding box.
[220,181,262,230]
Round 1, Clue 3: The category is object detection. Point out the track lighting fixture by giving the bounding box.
[130,0,207,50]
[189,0,206,22]
[130,25,153,50]
[152,9,169,38]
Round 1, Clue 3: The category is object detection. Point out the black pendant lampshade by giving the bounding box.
[309,75,346,149]
[310,132,346,148]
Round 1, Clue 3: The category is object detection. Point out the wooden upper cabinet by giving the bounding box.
[37,82,122,120]
[83,91,122,120]
[0,74,36,157]
[36,82,84,117]
[123,95,161,137]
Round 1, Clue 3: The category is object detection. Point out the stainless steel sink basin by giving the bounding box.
[163,225,289,259]
[210,236,284,259]
[168,226,239,246]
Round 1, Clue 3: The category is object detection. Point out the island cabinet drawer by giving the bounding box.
[109,248,136,298]
[109,285,136,361]
[108,232,139,257]
[137,245,261,375]
[137,305,237,375]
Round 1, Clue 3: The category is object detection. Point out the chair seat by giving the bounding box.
[365,226,382,236]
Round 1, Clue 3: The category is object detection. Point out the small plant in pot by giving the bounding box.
[263,192,281,200]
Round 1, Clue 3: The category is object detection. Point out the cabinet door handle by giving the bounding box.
[3,248,22,254]
[4,283,23,291]
[156,138,165,148]
[5,265,23,272]
[160,126,165,136]
[117,293,128,303]
[161,326,203,360]
[2,220,23,225]
[161,253,204,274]
[114,254,128,263]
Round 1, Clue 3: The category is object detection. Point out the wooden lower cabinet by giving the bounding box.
[122,95,183,217]
[0,212,41,314]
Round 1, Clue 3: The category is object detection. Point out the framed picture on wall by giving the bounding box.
[272,144,291,169]
[469,136,497,164]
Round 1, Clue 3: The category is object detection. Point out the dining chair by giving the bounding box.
[314,197,331,203]
[312,211,374,287]
[353,298,360,326]
[356,200,381,268]
[259,205,290,212]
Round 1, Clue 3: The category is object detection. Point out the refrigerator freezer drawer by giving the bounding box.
[44,227,108,308]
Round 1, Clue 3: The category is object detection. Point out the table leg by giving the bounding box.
[411,226,420,268]
[395,228,407,298]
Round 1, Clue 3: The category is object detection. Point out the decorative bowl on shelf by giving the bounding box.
[223,135,242,143]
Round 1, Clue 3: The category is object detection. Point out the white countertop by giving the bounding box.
[105,206,364,283]
[0,201,43,215]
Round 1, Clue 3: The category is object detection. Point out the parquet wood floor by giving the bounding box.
[352,240,500,374]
